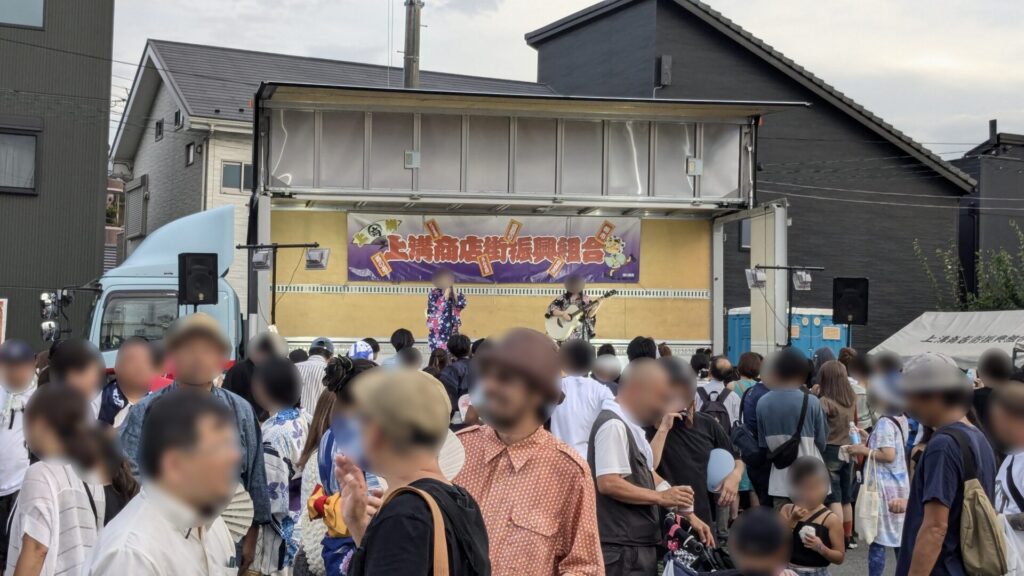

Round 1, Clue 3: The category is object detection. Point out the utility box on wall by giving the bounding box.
[727,307,848,363]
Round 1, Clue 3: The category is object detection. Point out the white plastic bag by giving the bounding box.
[855,451,880,545]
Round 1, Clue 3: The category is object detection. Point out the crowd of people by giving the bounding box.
[1,316,1023,576]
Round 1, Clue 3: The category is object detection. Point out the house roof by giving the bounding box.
[526,0,976,192]
[111,40,554,162]
[962,132,1024,158]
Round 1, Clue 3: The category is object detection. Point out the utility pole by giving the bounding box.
[403,0,424,88]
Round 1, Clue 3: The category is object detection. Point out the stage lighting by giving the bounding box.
[745,268,767,290]
[305,248,330,270]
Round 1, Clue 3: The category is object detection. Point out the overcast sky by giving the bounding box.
[111,0,1024,158]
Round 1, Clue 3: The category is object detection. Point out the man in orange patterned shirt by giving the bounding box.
[455,328,603,576]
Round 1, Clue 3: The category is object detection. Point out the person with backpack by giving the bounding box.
[756,348,828,511]
[896,352,1000,576]
[696,356,742,432]
[336,369,491,576]
[646,357,743,532]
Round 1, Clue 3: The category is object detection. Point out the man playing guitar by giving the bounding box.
[545,274,602,342]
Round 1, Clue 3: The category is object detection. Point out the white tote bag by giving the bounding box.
[855,451,881,545]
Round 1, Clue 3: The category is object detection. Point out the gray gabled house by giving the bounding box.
[526,0,976,347]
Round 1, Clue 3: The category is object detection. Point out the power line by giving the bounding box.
[762,180,1024,203]
[760,188,1024,215]
[0,36,264,92]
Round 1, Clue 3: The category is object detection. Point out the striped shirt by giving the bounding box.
[5,461,104,576]
[296,355,329,412]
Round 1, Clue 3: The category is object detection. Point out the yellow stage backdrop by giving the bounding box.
[271,210,711,342]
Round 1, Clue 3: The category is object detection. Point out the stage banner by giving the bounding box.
[347,214,641,283]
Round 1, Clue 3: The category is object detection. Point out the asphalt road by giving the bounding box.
[833,541,896,576]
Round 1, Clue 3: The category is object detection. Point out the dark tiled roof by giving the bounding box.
[149,40,555,124]
[526,0,975,191]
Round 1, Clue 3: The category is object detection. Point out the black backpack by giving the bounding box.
[697,387,733,434]
[731,386,764,467]
[766,392,809,470]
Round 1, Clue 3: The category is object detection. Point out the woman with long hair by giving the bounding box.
[426,348,450,376]
[5,385,136,575]
[815,360,858,549]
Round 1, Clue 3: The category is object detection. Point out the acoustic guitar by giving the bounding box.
[545,290,618,341]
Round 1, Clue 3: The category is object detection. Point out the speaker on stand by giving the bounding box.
[178,253,219,310]
[832,277,868,347]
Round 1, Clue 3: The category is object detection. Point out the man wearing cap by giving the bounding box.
[297,336,334,411]
[455,328,603,576]
[896,352,997,576]
[335,369,491,575]
[0,339,38,569]
[119,313,271,575]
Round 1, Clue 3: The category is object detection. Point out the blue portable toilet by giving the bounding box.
[726,307,848,363]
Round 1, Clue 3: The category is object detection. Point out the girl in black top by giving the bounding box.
[780,457,845,574]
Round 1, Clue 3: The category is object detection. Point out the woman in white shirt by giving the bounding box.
[5,385,111,576]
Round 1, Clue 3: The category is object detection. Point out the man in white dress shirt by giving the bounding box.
[89,390,240,575]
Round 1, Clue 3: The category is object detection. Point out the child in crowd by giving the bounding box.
[847,373,909,576]
[780,457,845,575]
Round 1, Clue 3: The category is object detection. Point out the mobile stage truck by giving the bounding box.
[246,85,806,356]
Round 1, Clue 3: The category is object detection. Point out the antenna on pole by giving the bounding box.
[403,0,424,88]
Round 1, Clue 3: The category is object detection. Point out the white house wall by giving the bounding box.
[204,132,254,310]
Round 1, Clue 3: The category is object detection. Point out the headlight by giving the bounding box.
[40,320,59,342]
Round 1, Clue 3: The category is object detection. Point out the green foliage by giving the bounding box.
[916,221,1024,311]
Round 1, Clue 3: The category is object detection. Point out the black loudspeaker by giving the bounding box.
[178,253,219,306]
[832,277,869,325]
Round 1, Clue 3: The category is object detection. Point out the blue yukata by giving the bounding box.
[426,288,467,351]
[255,407,311,574]
[315,427,383,576]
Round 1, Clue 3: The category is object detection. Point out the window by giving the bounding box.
[222,162,253,192]
[173,109,183,129]
[98,292,178,352]
[739,219,752,250]
[0,0,44,28]
[0,131,37,194]
[154,119,164,142]
[185,142,195,166]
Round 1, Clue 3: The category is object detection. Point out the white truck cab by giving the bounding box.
[81,206,242,367]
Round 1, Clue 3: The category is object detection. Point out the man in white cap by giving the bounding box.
[896,352,997,576]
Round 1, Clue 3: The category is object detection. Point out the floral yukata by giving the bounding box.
[255,407,311,574]
[547,293,596,341]
[426,288,467,351]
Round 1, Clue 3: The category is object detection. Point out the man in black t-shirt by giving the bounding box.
[647,357,744,531]
[337,369,491,576]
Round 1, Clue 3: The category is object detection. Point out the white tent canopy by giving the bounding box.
[870,310,1024,369]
